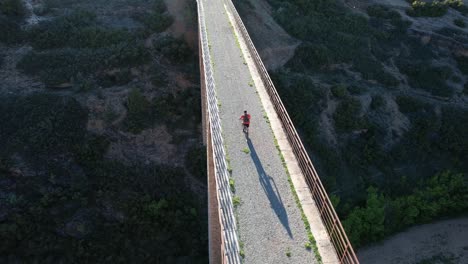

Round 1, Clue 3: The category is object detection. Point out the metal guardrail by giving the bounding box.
[225,1,360,263]
[196,0,242,263]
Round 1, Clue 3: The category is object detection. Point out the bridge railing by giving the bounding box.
[196,0,241,263]
[225,1,359,263]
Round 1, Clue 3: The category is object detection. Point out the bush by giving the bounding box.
[395,96,431,114]
[451,75,462,83]
[397,60,453,97]
[454,18,466,27]
[185,146,207,181]
[453,3,468,15]
[153,36,192,63]
[333,98,365,132]
[124,88,153,133]
[0,94,87,158]
[343,187,386,248]
[149,63,168,87]
[456,56,468,75]
[353,57,399,87]
[347,85,367,95]
[407,1,449,17]
[330,84,348,98]
[18,43,150,85]
[153,88,202,131]
[407,0,464,17]
[287,43,333,71]
[137,0,173,33]
[344,171,468,248]
[370,95,386,110]
[0,158,208,262]
[27,11,134,49]
[97,69,133,88]
[0,0,26,17]
[388,171,467,230]
[367,5,401,20]
[0,15,24,44]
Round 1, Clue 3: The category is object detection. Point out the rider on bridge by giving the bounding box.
[240,110,251,134]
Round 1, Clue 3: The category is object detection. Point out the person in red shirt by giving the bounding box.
[239,110,251,133]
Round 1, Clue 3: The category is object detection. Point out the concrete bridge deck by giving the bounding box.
[203,0,317,262]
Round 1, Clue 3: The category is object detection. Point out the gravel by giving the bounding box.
[203,0,316,263]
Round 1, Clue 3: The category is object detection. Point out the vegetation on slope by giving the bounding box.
[0,0,207,262]
[248,0,468,248]
[0,94,207,263]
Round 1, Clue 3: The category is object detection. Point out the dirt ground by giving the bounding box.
[234,0,300,70]
[164,0,197,48]
[358,217,468,264]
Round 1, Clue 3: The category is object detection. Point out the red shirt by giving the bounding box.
[240,114,251,124]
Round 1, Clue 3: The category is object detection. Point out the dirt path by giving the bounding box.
[357,217,468,264]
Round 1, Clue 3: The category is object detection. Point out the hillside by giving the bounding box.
[0,0,207,262]
[235,0,468,251]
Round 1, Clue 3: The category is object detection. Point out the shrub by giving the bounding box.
[18,48,102,85]
[347,85,367,95]
[185,146,207,181]
[0,94,87,158]
[0,0,26,17]
[124,88,153,133]
[455,56,468,75]
[388,171,467,231]
[454,18,466,27]
[137,0,173,33]
[287,43,333,71]
[397,60,453,97]
[333,98,365,132]
[153,88,202,131]
[353,57,399,87]
[367,5,401,20]
[370,95,386,110]
[344,171,468,248]
[330,84,348,98]
[453,4,468,15]
[17,43,149,85]
[27,11,134,49]
[153,36,192,63]
[407,1,448,17]
[149,63,168,87]
[407,0,464,17]
[450,75,462,83]
[0,15,23,44]
[97,69,133,88]
[343,187,386,248]
[395,95,430,114]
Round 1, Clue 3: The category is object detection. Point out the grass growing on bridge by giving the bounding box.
[274,138,322,263]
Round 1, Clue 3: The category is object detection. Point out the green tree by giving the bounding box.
[0,0,26,17]
[124,88,152,133]
[343,187,385,247]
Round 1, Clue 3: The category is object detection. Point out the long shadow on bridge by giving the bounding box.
[246,135,292,238]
